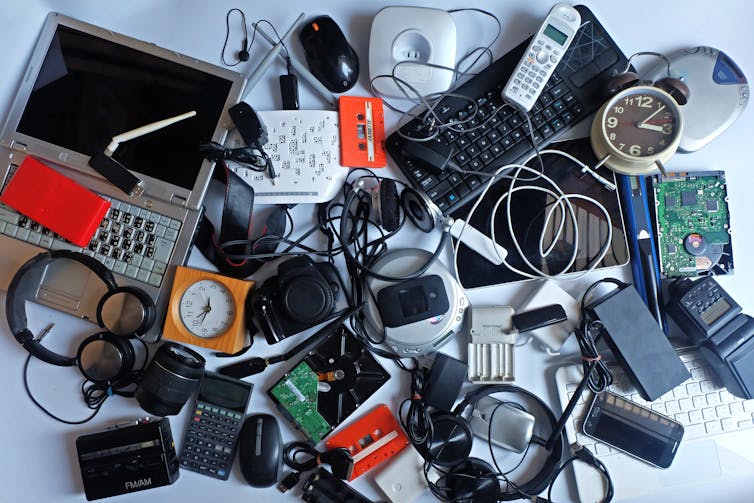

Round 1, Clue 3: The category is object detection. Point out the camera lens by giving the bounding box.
[135,342,205,416]
[283,276,333,323]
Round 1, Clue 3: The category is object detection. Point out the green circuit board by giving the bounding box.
[268,361,331,443]
[652,172,733,277]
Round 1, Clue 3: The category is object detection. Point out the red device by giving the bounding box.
[0,157,110,247]
[339,96,387,168]
[324,404,408,480]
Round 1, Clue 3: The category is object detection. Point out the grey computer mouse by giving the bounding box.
[299,16,359,93]
[238,414,282,487]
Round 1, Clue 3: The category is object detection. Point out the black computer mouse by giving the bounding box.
[238,414,282,487]
[299,16,359,93]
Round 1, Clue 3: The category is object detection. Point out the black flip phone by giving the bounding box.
[583,391,684,469]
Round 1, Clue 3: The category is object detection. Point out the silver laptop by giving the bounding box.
[555,352,754,502]
[0,13,245,340]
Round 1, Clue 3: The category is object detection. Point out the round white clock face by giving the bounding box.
[178,279,236,338]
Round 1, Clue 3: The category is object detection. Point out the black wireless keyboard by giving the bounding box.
[386,5,629,215]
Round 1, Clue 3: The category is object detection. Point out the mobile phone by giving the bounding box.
[583,391,684,468]
[501,3,581,111]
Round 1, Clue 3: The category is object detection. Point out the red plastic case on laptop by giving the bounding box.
[0,157,110,247]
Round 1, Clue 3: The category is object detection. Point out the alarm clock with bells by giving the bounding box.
[162,266,255,353]
[591,52,690,176]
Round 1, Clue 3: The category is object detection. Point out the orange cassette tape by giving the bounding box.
[338,96,387,168]
[324,403,408,480]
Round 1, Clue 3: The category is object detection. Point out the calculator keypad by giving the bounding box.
[179,402,243,480]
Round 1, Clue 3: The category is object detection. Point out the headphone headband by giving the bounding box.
[451,383,566,501]
[5,250,152,368]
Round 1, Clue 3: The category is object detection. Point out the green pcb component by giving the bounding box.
[268,361,332,443]
[652,171,733,277]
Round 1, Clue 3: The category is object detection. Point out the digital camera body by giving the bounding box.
[253,256,342,344]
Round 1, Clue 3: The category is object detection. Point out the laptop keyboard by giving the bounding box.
[0,166,179,287]
[565,352,754,457]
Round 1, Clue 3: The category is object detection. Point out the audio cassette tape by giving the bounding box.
[339,96,386,168]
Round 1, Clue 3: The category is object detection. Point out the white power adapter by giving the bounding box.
[369,6,457,98]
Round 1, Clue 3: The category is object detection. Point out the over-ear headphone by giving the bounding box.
[6,250,155,385]
[418,384,565,502]
[608,51,690,105]
[357,176,444,234]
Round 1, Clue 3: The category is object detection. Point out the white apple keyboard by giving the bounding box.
[225,110,348,204]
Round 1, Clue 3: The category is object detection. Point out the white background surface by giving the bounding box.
[1,1,754,502]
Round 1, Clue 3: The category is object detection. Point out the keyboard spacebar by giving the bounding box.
[50,239,82,252]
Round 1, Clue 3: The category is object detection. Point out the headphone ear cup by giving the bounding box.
[400,188,435,233]
[421,413,473,468]
[607,71,639,95]
[77,332,135,385]
[378,179,401,232]
[97,286,156,337]
[438,458,499,503]
[655,76,690,105]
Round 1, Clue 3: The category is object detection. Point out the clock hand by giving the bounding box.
[637,123,665,132]
[638,104,665,127]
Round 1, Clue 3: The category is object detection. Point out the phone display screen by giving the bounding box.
[583,391,684,468]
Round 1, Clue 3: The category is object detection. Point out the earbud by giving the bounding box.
[238,38,250,61]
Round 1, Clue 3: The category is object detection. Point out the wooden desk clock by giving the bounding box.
[162,266,254,353]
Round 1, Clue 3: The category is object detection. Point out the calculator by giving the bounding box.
[179,372,253,480]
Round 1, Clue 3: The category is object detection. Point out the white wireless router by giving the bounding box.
[369,6,457,98]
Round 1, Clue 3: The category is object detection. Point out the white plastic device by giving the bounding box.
[643,46,749,152]
[517,279,579,352]
[225,110,346,204]
[468,305,516,383]
[501,3,581,112]
[374,446,429,503]
[449,219,508,265]
[369,6,457,98]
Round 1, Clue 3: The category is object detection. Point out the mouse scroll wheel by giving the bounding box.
[312,22,320,31]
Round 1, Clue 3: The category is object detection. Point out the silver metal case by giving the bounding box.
[469,396,535,454]
[364,249,468,356]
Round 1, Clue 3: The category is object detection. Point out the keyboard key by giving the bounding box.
[705,420,723,435]
[52,239,80,252]
[153,237,175,263]
[148,273,162,287]
[125,265,139,278]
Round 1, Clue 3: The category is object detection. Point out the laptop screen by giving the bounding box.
[15,24,234,190]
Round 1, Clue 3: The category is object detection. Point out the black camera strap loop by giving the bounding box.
[196,164,286,278]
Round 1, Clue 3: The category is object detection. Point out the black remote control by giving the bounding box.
[179,372,253,480]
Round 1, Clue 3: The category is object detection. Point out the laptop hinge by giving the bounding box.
[171,194,187,206]
[10,141,28,152]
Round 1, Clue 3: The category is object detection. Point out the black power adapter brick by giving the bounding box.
[586,283,690,401]
[422,353,468,412]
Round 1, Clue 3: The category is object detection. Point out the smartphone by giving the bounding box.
[583,391,684,468]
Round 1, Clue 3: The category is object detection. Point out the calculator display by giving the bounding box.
[199,376,251,412]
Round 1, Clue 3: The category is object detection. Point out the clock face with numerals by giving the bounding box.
[591,85,684,175]
[178,279,236,338]
[603,87,681,158]
[163,266,254,354]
